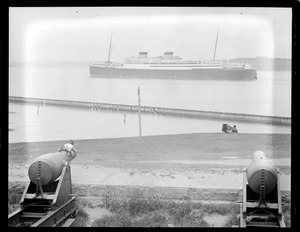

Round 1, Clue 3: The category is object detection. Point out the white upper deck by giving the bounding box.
[122,52,248,70]
[92,52,250,70]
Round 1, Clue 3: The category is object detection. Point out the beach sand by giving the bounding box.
[9,133,291,190]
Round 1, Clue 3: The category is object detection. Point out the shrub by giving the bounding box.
[8,185,24,205]
[200,203,238,215]
[92,213,133,227]
[71,208,89,227]
[128,198,149,216]
[176,212,208,227]
[224,213,239,227]
[169,201,192,224]
[282,203,291,227]
[71,198,90,227]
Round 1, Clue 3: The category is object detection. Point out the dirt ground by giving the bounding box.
[8,160,291,190]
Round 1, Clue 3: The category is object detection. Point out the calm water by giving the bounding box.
[9,64,291,143]
[9,64,291,116]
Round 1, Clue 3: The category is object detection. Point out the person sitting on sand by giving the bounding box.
[58,140,77,165]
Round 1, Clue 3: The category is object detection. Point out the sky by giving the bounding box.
[9,7,292,63]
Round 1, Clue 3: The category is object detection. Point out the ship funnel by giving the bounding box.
[164,52,174,60]
[138,52,148,58]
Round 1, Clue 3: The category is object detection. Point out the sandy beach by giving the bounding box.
[9,133,291,190]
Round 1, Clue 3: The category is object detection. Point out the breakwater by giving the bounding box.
[9,96,291,125]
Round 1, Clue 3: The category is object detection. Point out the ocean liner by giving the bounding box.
[89,31,257,80]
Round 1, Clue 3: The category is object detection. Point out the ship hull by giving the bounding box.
[89,65,257,80]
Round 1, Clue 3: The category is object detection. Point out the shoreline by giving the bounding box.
[9,133,291,191]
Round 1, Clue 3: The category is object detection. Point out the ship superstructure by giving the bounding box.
[89,31,257,80]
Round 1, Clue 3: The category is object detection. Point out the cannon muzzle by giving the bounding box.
[246,150,277,195]
[240,151,285,227]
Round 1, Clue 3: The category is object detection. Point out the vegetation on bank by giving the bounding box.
[8,184,24,214]
[74,188,291,227]
[83,189,240,227]
[8,184,291,227]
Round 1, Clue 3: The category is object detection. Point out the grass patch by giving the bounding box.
[71,199,89,227]
[224,213,240,227]
[282,203,291,227]
[93,213,133,227]
[8,184,24,205]
[88,190,242,227]
[8,184,25,214]
[9,133,291,165]
[199,202,238,215]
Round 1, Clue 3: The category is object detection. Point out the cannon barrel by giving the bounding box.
[246,150,277,195]
[28,151,73,186]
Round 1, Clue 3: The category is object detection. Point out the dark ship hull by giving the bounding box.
[89,65,257,80]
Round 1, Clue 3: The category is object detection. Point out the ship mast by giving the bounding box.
[213,28,220,61]
[107,33,113,63]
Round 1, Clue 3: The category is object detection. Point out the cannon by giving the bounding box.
[8,150,77,227]
[28,150,76,188]
[240,150,285,227]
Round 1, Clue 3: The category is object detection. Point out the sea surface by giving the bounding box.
[9,64,291,143]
